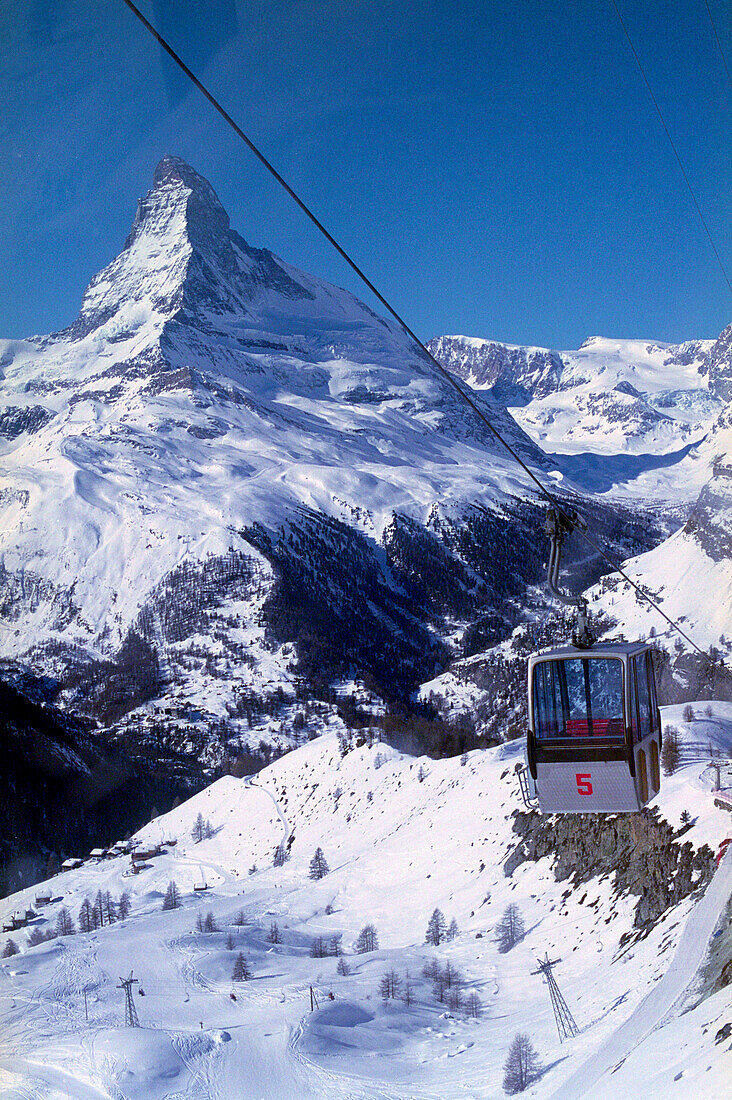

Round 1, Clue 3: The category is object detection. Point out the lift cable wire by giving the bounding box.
[702,0,732,88]
[118,0,723,667]
[609,0,732,294]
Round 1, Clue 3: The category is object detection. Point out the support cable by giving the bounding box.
[610,0,732,294]
[703,0,732,88]
[118,0,725,667]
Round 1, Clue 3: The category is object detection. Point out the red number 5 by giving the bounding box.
[576,773,593,796]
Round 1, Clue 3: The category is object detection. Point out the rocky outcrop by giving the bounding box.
[504,808,715,929]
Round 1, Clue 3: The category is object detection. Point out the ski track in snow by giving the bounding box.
[2,719,732,1099]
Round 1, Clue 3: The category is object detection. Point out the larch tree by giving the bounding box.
[425,908,447,946]
[56,907,75,937]
[191,812,206,843]
[162,880,180,910]
[118,892,131,920]
[496,903,525,953]
[502,1033,540,1094]
[379,969,401,1003]
[232,953,251,981]
[309,847,330,880]
[78,897,94,933]
[354,924,379,953]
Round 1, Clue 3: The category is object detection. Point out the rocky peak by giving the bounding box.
[71,157,311,341]
[125,155,230,256]
[705,322,732,401]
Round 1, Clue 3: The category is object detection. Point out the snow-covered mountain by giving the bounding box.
[590,401,732,657]
[0,157,560,750]
[0,156,670,773]
[428,333,726,486]
[1,709,730,1099]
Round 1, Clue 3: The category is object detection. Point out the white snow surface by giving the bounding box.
[429,332,729,501]
[2,709,731,1099]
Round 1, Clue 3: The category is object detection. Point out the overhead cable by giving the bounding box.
[610,0,731,294]
[703,0,732,88]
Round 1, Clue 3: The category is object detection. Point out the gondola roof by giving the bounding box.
[530,640,651,663]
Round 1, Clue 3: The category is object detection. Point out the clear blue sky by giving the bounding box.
[0,0,729,348]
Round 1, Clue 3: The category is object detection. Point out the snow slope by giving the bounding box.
[2,706,731,1099]
[429,331,732,500]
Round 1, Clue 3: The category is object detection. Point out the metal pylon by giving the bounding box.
[117,971,140,1027]
[531,954,579,1042]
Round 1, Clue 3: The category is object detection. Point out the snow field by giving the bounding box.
[2,714,732,1098]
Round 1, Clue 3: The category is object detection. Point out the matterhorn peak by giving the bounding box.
[66,156,317,343]
[127,155,231,254]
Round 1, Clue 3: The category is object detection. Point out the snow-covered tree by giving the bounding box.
[446,917,459,942]
[682,704,695,723]
[267,921,281,944]
[3,939,19,957]
[162,880,180,910]
[192,812,206,843]
[422,958,441,981]
[78,897,94,933]
[232,953,251,981]
[502,1033,540,1094]
[118,892,131,920]
[662,725,681,775]
[379,968,401,1003]
[203,911,218,933]
[354,924,379,953]
[465,990,482,1018]
[233,909,246,926]
[94,890,106,928]
[401,970,413,1007]
[105,891,117,923]
[496,904,524,953]
[425,908,447,946]
[336,956,351,976]
[226,932,235,951]
[27,927,52,947]
[309,847,330,880]
[273,843,288,867]
[56,907,75,937]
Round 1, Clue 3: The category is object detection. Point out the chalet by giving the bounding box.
[131,845,162,862]
[89,848,107,861]
[35,891,52,907]
[61,858,83,871]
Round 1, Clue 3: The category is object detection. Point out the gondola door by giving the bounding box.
[629,649,662,804]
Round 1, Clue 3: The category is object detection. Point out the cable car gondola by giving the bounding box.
[523,510,662,813]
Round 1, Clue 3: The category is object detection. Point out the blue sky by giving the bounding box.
[0,0,729,347]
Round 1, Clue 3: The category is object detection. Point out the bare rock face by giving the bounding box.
[504,808,715,929]
[704,323,732,402]
[427,335,563,402]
